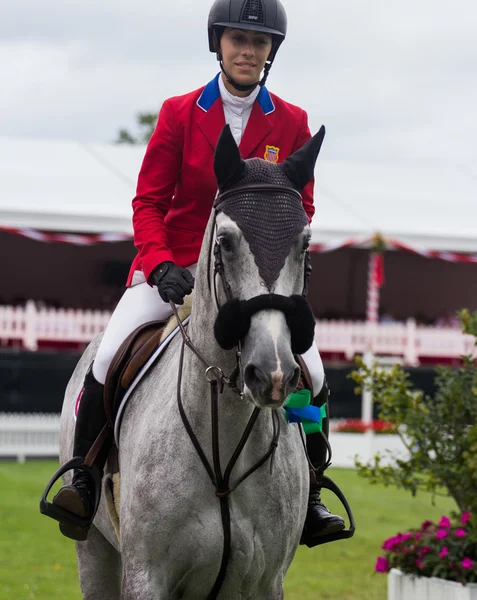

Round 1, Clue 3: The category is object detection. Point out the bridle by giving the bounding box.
[171,182,313,599]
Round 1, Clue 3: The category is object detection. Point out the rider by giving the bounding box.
[42,0,346,544]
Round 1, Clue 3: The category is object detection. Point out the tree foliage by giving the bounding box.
[116,111,159,145]
[351,309,477,515]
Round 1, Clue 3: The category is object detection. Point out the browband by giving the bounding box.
[214,183,302,209]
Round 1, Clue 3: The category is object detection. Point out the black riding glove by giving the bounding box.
[149,261,195,305]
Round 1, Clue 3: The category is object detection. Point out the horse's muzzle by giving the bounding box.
[244,363,300,408]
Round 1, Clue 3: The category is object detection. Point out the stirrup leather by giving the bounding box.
[39,457,102,530]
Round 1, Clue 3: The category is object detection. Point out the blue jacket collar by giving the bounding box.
[197,73,275,115]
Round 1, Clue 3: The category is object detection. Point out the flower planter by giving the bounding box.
[388,568,477,600]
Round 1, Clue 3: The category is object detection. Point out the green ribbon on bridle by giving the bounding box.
[284,389,326,435]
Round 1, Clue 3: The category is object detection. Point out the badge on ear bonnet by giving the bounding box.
[212,125,326,354]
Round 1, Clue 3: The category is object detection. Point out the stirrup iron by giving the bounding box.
[302,473,356,547]
[39,457,102,531]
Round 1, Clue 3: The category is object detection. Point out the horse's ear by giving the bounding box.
[214,125,246,190]
[282,126,326,191]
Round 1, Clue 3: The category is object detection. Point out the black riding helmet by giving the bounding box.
[208,0,287,92]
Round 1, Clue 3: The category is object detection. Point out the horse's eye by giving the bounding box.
[301,238,310,254]
[219,236,234,253]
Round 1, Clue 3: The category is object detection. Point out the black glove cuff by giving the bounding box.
[149,261,174,286]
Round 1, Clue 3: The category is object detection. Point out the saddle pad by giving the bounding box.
[113,316,190,445]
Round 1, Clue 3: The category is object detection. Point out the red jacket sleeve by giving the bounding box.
[293,110,315,224]
[132,99,183,282]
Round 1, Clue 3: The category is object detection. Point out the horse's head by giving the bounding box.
[209,124,325,409]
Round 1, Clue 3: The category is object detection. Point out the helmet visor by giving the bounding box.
[212,22,285,38]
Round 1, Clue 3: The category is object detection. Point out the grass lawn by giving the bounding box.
[0,461,455,600]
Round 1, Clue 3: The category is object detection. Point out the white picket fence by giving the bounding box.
[315,319,477,365]
[0,414,61,462]
[0,301,110,351]
[1,301,475,363]
[0,413,408,465]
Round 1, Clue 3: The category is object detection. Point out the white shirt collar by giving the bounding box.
[218,74,260,113]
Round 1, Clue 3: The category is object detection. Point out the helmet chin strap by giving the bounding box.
[219,59,272,93]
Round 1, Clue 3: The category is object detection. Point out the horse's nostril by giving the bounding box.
[288,366,300,390]
[244,365,268,390]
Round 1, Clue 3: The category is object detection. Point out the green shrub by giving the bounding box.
[351,309,477,515]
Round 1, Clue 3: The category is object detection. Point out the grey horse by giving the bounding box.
[57,125,325,599]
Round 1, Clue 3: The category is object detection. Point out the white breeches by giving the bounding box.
[93,267,325,396]
[92,265,196,384]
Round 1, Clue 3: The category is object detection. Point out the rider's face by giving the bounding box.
[220,28,273,95]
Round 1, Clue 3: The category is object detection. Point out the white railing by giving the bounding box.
[0,301,110,351]
[315,319,477,365]
[0,413,61,462]
[1,301,476,364]
[0,413,407,466]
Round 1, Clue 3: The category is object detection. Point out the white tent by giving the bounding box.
[1,137,476,252]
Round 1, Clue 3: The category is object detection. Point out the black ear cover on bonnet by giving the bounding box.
[282,125,326,191]
[214,125,246,191]
[214,294,315,355]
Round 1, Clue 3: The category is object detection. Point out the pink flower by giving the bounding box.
[439,516,451,528]
[421,520,433,531]
[439,547,449,558]
[455,529,467,538]
[382,532,414,550]
[419,546,431,556]
[462,558,473,569]
[375,557,389,573]
[436,529,449,540]
[382,537,398,550]
[416,558,423,569]
[461,512,471,525]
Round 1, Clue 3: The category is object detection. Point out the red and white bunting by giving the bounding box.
[3,224,477,266]
[388,239,477,264]
[0,226,132,245]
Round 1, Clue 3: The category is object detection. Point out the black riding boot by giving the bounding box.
[50,365,109,541]
[302,380,345,542]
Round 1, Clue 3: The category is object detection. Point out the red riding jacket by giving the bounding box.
[127,74,315,286]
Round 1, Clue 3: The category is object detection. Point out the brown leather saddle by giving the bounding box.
[104,320,168,428]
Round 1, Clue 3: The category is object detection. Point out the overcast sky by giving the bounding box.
[2,0,476,168]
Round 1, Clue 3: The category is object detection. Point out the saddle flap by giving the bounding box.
[104,321,167,425]
[295,354,314,398]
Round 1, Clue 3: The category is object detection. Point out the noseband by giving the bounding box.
[214,295,315,355]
